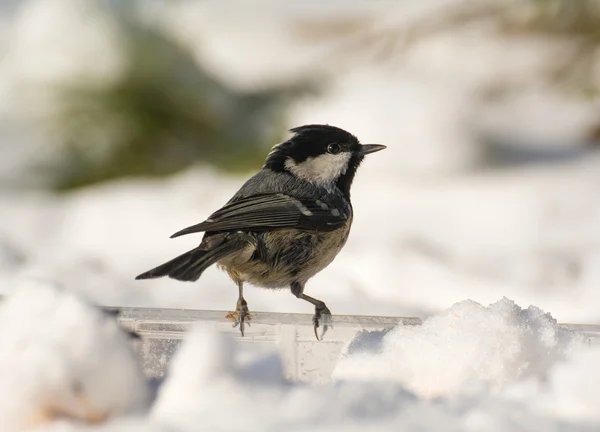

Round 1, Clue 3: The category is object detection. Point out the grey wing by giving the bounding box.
[170,193,348,238]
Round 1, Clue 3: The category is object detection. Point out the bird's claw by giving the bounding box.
[312,306,332,341]
[225,299,251,337]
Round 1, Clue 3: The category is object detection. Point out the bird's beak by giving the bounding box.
[359,144,387,155]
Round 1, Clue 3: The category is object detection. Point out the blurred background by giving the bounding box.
[1,0,599,323]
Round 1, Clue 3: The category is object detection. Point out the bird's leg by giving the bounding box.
[291,281,331,340]
[225,280,251,336]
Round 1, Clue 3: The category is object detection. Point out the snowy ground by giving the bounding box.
[0,282,598,431]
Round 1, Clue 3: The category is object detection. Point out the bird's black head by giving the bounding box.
[264,124,386,199]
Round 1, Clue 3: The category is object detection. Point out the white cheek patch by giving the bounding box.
[284,153,351,188]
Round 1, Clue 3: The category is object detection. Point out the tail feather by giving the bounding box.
[136,236,245,282]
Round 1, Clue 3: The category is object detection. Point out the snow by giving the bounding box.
[333,298,585,398]
[0,280,150,431]
[1,285,594,431]
[535,347,600,422]
[289,69,482,175]
[152,325,289,430]
[6,0,125,87]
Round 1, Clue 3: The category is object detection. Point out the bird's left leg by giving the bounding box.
[226,280,251,336]
[291,281,331,340]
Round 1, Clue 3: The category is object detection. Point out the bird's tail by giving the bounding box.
[135,236,245,282]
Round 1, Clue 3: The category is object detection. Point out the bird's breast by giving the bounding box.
[218,218,352,289]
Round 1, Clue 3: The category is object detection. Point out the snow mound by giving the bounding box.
[0,279,150,431]
[333,298,585,398]
[537,345,600,422]
[152,324,421,431]
[18,297,599,431]
[152,324,287,430]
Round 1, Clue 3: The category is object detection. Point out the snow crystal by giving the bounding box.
[333,298,586,398]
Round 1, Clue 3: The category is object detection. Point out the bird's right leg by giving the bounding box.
[291,281,331,340]
[226,280,251,337]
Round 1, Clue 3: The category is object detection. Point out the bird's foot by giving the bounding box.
[312,305,332,341]
[225,298,251,337]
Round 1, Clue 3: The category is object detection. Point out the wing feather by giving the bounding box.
[170,193,348,238]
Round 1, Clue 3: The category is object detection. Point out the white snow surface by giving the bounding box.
[2,285,594,431]
[0,281,150,431]
[333,298,585,398]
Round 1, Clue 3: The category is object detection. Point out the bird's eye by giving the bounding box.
[327,143,341,154]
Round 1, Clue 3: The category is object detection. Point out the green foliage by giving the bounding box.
[48,18,304,190]
[526,0,600,37]
[503,0,600,96]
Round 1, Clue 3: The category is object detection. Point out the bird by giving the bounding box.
[136,124,386,340]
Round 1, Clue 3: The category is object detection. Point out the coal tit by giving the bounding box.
[136,125,386,339]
